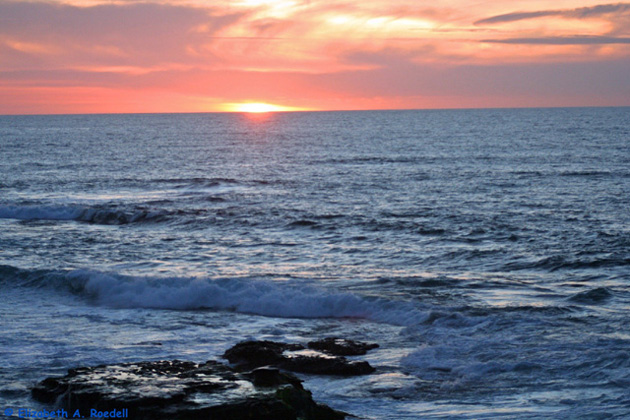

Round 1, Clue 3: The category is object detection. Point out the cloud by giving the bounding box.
[475,3,630,25]
[341,47,434,68]
[4,56,629,113]
[0,1,244,70]
[482,36,630,44]
[1,0,630,113]
[306,57,630,108]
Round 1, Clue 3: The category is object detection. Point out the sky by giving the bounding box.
[1,0,629,114]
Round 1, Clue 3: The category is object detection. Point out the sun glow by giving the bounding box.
[223,102,307,113]
[237,103,281,113]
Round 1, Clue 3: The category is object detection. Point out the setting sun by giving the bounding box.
[236,103,282,113]
[223,102,308,113]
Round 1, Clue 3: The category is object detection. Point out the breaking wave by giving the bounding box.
[0,265,427,326]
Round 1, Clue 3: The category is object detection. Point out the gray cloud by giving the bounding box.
[309,57,630,105]
[476,11,562,25]
[482,36,630,44]
[475,3,630,25]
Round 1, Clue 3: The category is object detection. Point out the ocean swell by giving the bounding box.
[0,204,169,225]
[0,265,426,326]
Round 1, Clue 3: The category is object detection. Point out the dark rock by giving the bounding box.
[286,354,375,375]
[276,385,345,420]
[307,338,379,356]
[245,367,300,387]
[223,340,376,376]
[31,359,345,420]
[223,340,304,369]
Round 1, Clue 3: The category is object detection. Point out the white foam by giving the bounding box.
[62,270,427,326]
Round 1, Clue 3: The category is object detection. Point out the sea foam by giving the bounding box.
[79,271,426,326]
[3,265,427,326]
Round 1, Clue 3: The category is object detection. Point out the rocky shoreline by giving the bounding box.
[31,338,379,419]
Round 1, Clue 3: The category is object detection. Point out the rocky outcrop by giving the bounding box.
[30,338,379,419]
[308,338,380,356]
[222,341,304,370]
[31,360,345,420]
[223,339,378,376]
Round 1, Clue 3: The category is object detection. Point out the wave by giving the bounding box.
[315,156,429,165]
[287,219,319,227]
[0,204,171,225]
[0,265,427,326]
[511,170,630,178]
[154,177,273,188]
[503,255,630,272]
[568,287,613,304]
[558,170,629,178]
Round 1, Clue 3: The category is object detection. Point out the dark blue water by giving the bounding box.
[1,108,629,418]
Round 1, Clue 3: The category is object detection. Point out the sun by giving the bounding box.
[222,102,310,113]
[236,103,283,113]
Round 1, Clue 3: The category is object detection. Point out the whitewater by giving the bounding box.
[1,108,629,419]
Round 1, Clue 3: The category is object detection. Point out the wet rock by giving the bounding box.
[223,340,305,370]
[245,367,298,387]
[224,340,376,376]
[285,351,375,375]
[307,338,379,356]
[276,385,344,420]
[31,360,345,420]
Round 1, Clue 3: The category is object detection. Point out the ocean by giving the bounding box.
[0,108,629,419]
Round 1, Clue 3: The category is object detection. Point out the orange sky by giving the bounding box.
[1,0,629,114]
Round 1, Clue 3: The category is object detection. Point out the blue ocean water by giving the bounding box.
[0,108,629,419]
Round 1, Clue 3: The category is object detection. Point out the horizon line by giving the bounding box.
[1,104,628,117]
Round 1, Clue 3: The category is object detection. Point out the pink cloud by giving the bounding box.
[0,1,244,69]
[1,0,629,113]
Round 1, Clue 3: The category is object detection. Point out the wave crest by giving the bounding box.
[1,266,426,326]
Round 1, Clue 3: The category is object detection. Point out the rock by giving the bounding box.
[307,338,379,356]
[245,367,298,387]
[31,360,345,420]
[223,340,376,376]
[286,353,375,375]
[276,386,344,420]
[223,340,304,370]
